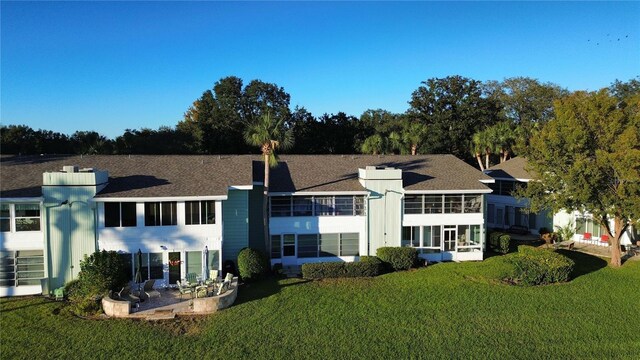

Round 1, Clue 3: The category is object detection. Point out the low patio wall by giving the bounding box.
[192,277,239,314]
[102,295,130,317]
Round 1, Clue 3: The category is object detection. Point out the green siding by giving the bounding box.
[248,185,266,252]
[222,190,249,263]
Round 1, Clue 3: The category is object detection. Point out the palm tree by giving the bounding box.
[491,121,517,163]
[244,112,294,253]
[471,132,486,171]
[401,122,428,155]
[361,134,387,155]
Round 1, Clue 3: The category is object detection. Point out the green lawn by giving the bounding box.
[2,252,639,359]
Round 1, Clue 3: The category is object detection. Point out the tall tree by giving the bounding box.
[244,112,294,253]
[408,76,500,161]
[71,131,113,155]
[518,90,640,267]
[609,77,640,101]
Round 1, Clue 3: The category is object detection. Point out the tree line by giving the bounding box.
[2,75,638,168]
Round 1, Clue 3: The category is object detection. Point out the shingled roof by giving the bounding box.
[0,155,254,198]
[485,157,534,180]
[258,154,493,192]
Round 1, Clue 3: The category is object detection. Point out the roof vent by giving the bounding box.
[63,165,79,173]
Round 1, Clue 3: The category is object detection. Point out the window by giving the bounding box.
[105,202,136,227]
[464,195,482,213]
[149,253,163,279]
[422,226,441,253]
[314,197,334,216]
[444,195,463,213]
[283,234,295,256]
[185,201,216,225]
[334,196,354,216]
[15,204,40,231]
[298,234,319,258]
[292,197,313,216]
[0,250,45,287]
[577,217,603,237]
[208,250,220,270]
[404,195,423,214]
[144,202,177,226]
[528,211,537,229]
[319,234,340,257]
[354,196,366,216]
[271,235,281,258]
[118,253,133,281]
[424,195,443,214]
[500,181,515,196]
[456,225,482,252]
[487,204,495,223]
[186,251,201,278]
[401,226,420,247]
[340,233,359,256]
[270,197,291,217]
[0,204,10,232]
[134,253,149,280]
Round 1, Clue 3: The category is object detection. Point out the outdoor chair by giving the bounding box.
[205,270,219,286]
[582,232,592,244]
[224,272,234,282]
[143,279,161,299]
[176,280,194,299]
[217,280,231,296]
[185,272,198,286]
[117,285,140,307]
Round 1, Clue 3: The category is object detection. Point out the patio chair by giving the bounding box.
[185,272,198,286]
[205,270,219,286]
[176,280,194,299]
[582,232,592,244]
[143,279,161,299]
[217,280,231,296]
[224,272,234,282]
[117,285,140,307]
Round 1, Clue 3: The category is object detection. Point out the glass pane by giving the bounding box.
[0,204,10,217]
[334,196,354,216]
[271,235,281,258]
[424,195,443,214]
[0,219,10,232]
[433,226,441,248]
[202,201,215,224]
[104,203,120,227]
[469,225,481,246]
[298,234,318,258]
[270,197,291,217]
[528,211,537,229]
[186,251,201,278]
[185,201,199,225]
[464,195,482,213]
[501,181,515,196]
[15,204,39,217]
[134,253,149,281]
[292,197,313,216]
[404,195,423,214]
[340,233,359,256]
[354,196,366,216]
[161,202,177,225]
[149,253,163,279]
[488,204,495,223]
[118,253,133,281]
[457,225,469,246]
[401,227,412,247]
[145,203,160,226]
[319,233,339,257]
[209,250,220,270]
[16,218,40,232]
[314,197,334,216]
[283,234,295,256]
[423,226,432,247]
[121,202,137,227]
[444,195,463,213]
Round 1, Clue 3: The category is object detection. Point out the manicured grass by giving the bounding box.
[2,252,639,359]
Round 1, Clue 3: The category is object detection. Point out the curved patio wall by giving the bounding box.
[102,296,131,317]
[192,277,239,313]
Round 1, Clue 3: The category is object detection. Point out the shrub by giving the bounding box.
[506,245,575,286]
[67,250,129,316]
[302,257,383,279]
[488,232,510,254]
[237,248,269,282]
[376,247,418,271]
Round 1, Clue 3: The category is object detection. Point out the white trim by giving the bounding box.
[94,196,227,202]
[269,191,369,196]
[403,189,492,194]
[228,185,253,190]
[479,179,496,183]
[490,177,532,182]
[0,197,44,203]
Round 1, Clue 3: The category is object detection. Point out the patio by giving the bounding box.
[102,277,239,320]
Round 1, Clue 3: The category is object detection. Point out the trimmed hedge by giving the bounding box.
[376,247,418,271]
[302,257,383,279]
[488,232,511,254]
[237,248,269,282]
[506,245,574,286]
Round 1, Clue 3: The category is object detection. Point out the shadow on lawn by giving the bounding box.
[0,297,52,313]
[234,276,310,306]
[556,249,608,279]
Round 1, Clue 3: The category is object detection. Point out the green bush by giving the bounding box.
[302,257,383,279]
[488,232,510,254]
[376,247,418,271]
[506,245,575,286]
[237,248,269,282]
[66,250,129,316]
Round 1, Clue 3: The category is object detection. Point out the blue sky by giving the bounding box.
[2,1,639,139]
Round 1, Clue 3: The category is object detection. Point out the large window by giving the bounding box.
[186,251,202,278]
[457,225,482,252]
[118,253,133,281]
[13,204,41,232]
[404,195,482,214]
[273,233,360,258]
[105,202,136,228]
[576,217,603,237]
[185,201,216,225]
[403,225,481,253]
[401,226,420,247]
[270,196,366,217]
[0,250,45,287]
[144,202,177,226]
[271,235,282,258]
[489,180,526,196]
[298,234,319,258]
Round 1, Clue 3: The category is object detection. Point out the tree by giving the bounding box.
[408,76,501,161]
[361,134,387,155]
[244,112,294,253]
[489,121,517,163]
[519,89,640,267]
[399,121,429,155]
[71,131,113,155]
[609,77,640,101]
